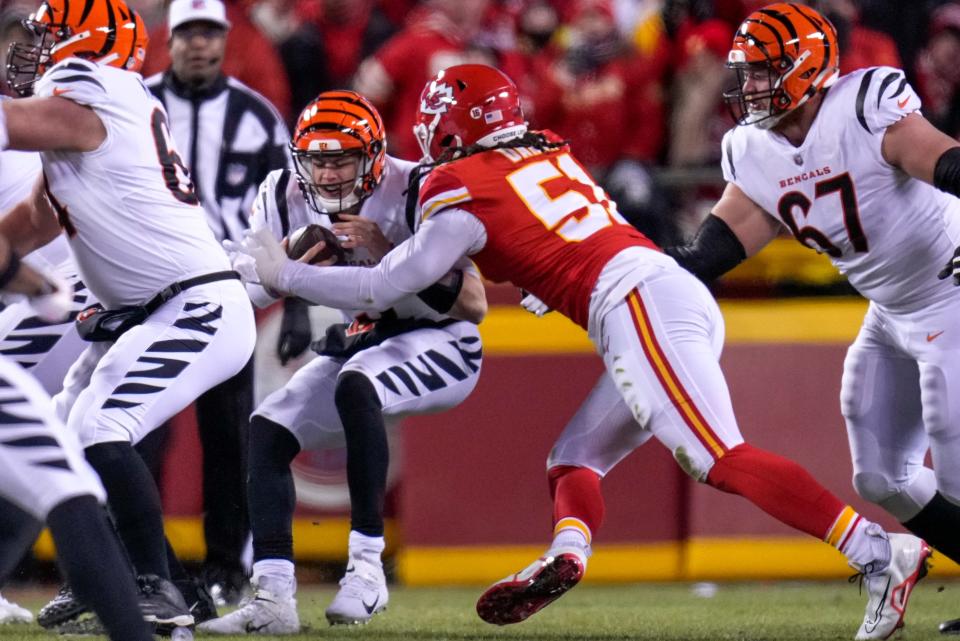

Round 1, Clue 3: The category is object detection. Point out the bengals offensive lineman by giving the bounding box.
[664,4,960,636]
[232,63,928,640]
[0,0,255,628]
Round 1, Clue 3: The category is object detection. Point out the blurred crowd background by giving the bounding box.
[1,0,957,295]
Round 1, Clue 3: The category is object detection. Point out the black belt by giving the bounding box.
[143,270,240,314]
[76,270,240,342]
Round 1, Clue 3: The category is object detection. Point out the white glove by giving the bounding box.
[520,291,551,317]
[28,271,73,323]
[223,243,260,284]
[226,229,290,292]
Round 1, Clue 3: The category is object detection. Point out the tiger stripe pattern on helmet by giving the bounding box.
[6,0,148,96]
[723,2,839,127]
[291,90,387,214]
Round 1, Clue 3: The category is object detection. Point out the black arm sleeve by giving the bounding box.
[663,214,747,282]
[416,269,464,314]
[933,146,960,198]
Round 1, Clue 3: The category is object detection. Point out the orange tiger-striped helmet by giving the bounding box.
[723,3,839,128]
[6,0,148,96]
[291,90,387,214]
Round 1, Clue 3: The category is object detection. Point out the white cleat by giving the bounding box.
[196,583,299,635]
[853,533,931,640]
[325,559,388,625]
[0,592,32,624]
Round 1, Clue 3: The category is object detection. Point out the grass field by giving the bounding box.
[1,581,958,640]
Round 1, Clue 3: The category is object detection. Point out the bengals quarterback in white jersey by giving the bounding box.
[0,0,254,628]
[667,4,960,636]
[201,91,485,635]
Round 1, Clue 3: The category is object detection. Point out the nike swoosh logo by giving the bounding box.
[927,330,945,342]
[362,595,379,615]
[52,87,71,97]
[865,577,892,633]
[897,96,910,109]
[245,621,270,632]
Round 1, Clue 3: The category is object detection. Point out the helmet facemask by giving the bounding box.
[5,0,147,96]
[292,148,374,215]
[723,50,808,129]
[6,13,63,97]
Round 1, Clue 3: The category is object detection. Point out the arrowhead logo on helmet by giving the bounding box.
[420,81,455,115]
[413,64,528,163]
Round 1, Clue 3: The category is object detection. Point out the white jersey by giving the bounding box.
[250,155,475,321]
[35,58,231,309]
[722,66,960,313]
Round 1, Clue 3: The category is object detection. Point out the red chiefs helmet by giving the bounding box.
[413,64,527,162]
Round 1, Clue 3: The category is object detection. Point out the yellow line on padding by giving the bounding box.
[399,542,683,585]
[479,298,868,355]
[399,537,960,585]
[33,517,396,562]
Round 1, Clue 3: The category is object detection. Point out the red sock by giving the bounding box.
[705,443,845,539]
[548,465,604,541]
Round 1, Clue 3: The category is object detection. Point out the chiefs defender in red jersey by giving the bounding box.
[417,129,654,329]
[232,64,929,639]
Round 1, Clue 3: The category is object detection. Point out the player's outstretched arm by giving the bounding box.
[665,182,780,282]
[277,211,480,311]
[1,96,106,152]
[882,112,959,186]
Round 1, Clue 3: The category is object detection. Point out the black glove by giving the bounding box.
[276,297,312,365]
[938,245,960,286]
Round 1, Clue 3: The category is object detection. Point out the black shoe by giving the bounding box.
[137,574,194,630]
[201,563,248,607]
[941,618,960,634]
[37,584,88,629]
[56,613,105,635]
[175,576,217,624]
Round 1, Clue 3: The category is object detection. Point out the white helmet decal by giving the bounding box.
[420,80,455,115]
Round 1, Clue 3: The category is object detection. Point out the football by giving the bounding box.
[286,224,345,265]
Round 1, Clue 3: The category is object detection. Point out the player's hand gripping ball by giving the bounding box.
[286,224,345,265]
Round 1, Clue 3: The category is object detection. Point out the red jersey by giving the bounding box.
[418,136,657,329]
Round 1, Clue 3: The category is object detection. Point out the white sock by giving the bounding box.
[841,520,892,572]
[550,517,592,559]
[348,530,385,567]
[252,559,297,598]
